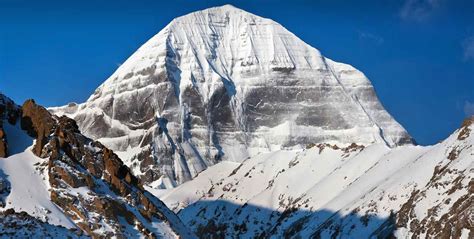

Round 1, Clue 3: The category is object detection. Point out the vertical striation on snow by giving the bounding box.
[50,5,413,188]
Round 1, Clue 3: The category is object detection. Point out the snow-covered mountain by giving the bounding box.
[50,5,413,189]
[2,93,472,238]
[157,116,473,238]
[0,93,195,238]
[1,4,473,239]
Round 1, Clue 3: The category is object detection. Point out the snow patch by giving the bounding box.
[0,150,76,229]
[2,121,33,155]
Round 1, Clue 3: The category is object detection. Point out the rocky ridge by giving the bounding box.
[0,93,195,238]
[158,116,473,238]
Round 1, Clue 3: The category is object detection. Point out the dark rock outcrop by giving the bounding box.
[0,95,195,238]
[20,99,54,156]
[0,169,10,207]
[458,116,473,140]
[0,128,6,158]
[0,209,86,238]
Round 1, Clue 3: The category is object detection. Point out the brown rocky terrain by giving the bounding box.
[395,116,474,239]
[0,208,87,238]
[0,94,195,238]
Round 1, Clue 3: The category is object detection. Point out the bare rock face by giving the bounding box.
[0,95,195,238]
[21,99,54,156]
[50,5,414,188]
[457,115,473,140]
[36,106,194,238]
[0,169,10,207]
[394,117,474,239]
[0,209,86,238]
[0,128,6,158]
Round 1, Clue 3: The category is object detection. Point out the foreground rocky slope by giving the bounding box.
[50,5,413,189]
[158,117,473,238]
[0,209,86,238]
[0,93,195,238]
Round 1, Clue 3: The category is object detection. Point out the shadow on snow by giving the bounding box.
[177,199,396,239]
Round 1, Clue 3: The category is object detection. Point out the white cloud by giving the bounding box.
[462,36,474,61]
[399,0,441,21]
[357,31,384,45]
[464,101,474,116]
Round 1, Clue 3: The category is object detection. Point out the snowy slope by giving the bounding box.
[0,96,74,229]
[0,150,76,229]
[50,5,412,188]
[0,210,86,238]
[158,118,473,238]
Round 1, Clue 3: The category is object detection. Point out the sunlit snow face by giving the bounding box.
[49,5,412,189]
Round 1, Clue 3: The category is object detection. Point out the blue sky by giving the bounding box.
[1,0,473,145]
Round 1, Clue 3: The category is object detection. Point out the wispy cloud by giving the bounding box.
[357,31,384,45]
[399,0,441,21]
[464,101,474,116]
[462,36,474,61]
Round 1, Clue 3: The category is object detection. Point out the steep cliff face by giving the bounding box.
[0,93,195,238]
[50,5,413,188]
[158,117,473,238]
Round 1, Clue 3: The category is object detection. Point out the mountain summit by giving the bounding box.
[51,5,413,188]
